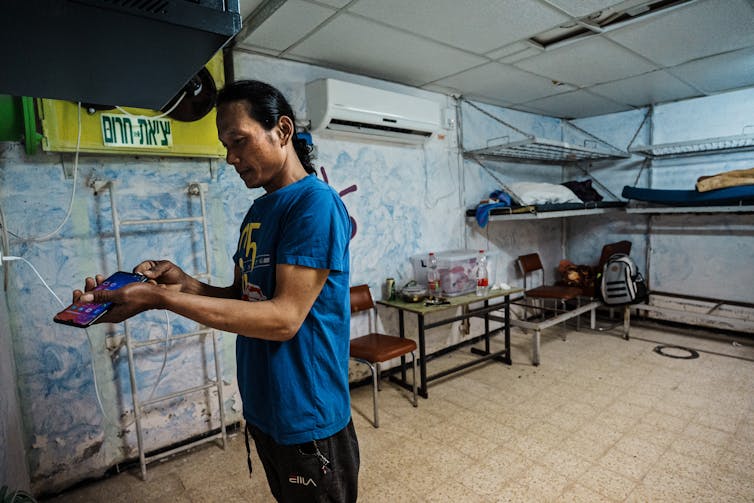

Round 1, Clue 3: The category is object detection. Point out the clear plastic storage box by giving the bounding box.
[411,249,479,297]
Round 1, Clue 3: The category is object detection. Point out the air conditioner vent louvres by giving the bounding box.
[306,79,441,145]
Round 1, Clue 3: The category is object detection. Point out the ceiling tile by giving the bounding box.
[233,43,281,57]
[589,69,700,107]
[433,62,576,104]
[515,37,656,87]
[499,47,544,64]
[239,0,335,52]
[670,47,754,94]
[311,0,351,7]
[288,14,487,86]
[545,0,633,17]
[485,41,537,60]
[522,89,632,118]
[348,0,570,54]
[607,0,754,66]
[238,0,266,19]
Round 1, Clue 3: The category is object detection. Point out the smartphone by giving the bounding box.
[53,271,148,328]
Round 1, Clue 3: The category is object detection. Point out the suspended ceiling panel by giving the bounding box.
[241,0,334,52]
[671,47,754,94]
[606,0,754,66]
[349,0,570,54]
[514,37,657,87]
[589,69,700,107]
[314,0,351,6]
[235,0,754,119]
[287,14,487,86]
[487,42,543,63]
[545,0,640,17]
[523,89,633,118]
[434,63,577,105]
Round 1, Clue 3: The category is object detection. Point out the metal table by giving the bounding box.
[378,287,522,398]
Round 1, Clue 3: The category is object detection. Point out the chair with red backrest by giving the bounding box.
[518,252,584,325]
[349,284,417,428]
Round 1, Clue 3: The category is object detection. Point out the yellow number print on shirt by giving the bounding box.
[237,221,266,301]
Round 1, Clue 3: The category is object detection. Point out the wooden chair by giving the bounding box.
[349,284,417,428]
[518,253,584,325]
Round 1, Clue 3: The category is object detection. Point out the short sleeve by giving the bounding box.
[277,185,351,272]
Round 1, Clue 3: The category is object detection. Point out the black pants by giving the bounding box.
[246,420,360,503]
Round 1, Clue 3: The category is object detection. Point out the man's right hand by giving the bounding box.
[133,260,189,292]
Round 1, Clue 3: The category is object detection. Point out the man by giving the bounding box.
[76,80,359,502]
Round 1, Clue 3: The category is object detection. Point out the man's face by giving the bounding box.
[217,100,285,191]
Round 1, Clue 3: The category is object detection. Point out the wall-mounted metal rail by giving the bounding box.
[101,180,227,481]
[629,132,754,158]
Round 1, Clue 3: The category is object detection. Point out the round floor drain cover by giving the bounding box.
[653,345,699,359]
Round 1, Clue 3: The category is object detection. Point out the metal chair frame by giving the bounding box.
[349,285,417,428]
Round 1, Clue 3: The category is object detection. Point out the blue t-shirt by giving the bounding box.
[233,174,352,445]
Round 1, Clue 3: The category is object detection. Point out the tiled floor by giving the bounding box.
[41,321,754,502]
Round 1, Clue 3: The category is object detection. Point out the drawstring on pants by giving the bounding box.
[244,423,253,477]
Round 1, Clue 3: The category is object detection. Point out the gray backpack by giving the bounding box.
[600,253,647,305]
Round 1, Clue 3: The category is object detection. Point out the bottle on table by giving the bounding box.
[427,252,441,298]
[476,249,489,296]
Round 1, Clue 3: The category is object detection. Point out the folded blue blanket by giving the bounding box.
[475,191,512,227]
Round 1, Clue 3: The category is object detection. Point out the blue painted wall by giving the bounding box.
[2,50,752,494]
[570,89,754,305]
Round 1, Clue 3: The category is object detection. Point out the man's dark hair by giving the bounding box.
[217,80,315,174]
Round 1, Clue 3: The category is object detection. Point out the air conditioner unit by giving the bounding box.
[306,79,441,145]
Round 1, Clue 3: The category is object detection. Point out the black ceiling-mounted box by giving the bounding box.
[0,0,241,109]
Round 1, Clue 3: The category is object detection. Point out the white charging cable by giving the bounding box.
[1,254,64,305]
[1,254,172,429]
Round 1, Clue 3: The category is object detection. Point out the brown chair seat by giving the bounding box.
[350,333,417,363]
[349,284,417,427]
[524,285,583,301]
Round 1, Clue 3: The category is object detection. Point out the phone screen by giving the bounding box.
[53,271,147,328]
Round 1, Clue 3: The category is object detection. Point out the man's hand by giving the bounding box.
[76,280,163,324]
[133,260,188,292]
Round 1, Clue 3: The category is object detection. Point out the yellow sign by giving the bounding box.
[37,51,225,158]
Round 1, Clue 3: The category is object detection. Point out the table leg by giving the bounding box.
[504,295,512,365]
[399,310,407,383]
[417,313,428,399]
[484,299,490,353]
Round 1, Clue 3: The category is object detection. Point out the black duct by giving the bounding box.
[0,0,241,110]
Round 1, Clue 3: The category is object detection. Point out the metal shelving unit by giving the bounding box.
[625,203,754,214]
[626,117,754,214]
[629,132,754,159]
[460,98,631,166]
[465,137,630,164]
[460,99,630,222]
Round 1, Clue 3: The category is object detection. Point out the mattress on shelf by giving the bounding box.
[622,184,754,205]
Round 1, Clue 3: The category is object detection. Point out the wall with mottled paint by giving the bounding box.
[0,143,246,494]
[5,48,750,495]
[0,52,561,494]
[570,89,754,307]
[0,280,31,492]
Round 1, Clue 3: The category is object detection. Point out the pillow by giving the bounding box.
[506,182,581,205]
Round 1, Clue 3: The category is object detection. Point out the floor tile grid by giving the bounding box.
[38,323,754,503]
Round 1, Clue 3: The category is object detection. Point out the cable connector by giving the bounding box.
[0,251,22,267]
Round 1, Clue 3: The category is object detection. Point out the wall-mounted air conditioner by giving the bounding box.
[306,79,441,145]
